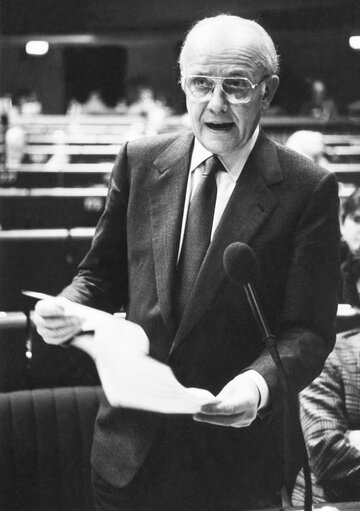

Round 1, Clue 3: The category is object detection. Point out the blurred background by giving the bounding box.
[1,0,360,116]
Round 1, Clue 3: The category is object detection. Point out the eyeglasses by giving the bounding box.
[183,75,269,104]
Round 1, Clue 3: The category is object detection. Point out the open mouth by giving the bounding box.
[205,122,234,131]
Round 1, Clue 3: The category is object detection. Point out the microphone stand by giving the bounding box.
[244,283,313,511]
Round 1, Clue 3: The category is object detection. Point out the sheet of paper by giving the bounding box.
[24,291,217,414]
[96,352,217,414]
[23,290,106,330]
[91,316,217,414]
[337,303,360,317]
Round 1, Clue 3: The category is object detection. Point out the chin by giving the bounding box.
[199,127,243,155]
[202,138,238,155]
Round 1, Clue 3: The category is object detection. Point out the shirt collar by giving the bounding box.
[190,125,260,182]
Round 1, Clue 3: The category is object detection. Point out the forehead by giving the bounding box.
[182,23,265,77]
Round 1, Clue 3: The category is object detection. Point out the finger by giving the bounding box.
[35,298,68,317]
[198,398,257,423]
[193,413,253,428]
[199,402,239,415]
[37,321,82,344]
[38,323,78,337]
[37,326,75,344]
[33,312,81,330]
[199,396,254,415]
[33,315,65,330]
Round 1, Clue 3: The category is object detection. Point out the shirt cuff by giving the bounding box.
[243,369,270,411]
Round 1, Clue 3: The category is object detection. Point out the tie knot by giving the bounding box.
[202,155,224,176]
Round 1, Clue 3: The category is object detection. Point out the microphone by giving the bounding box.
[223,241,257,286]
[223,242,289,382]
[223,241,313,511]
[223,242,272,342]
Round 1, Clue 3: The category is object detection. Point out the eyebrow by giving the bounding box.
[189,73,251,78]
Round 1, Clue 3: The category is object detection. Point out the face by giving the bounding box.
[312,80,326,103]
[181,22,279,156]
[341,215,360,257]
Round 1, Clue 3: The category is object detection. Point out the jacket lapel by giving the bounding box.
[170,131,283,354]
[148,132,194,334]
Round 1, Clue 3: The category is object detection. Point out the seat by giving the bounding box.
[0,312,100,392]
[0,385,103,511]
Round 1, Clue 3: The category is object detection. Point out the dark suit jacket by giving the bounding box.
[62,129,340,499]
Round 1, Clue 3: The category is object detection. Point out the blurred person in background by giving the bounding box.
[12,88,42,116]
[285,130,329,167]
[300,78,338,121]
[125,77,172,134]
[5,124,27,168]
[339,187,360,308]
[292,329,360,505]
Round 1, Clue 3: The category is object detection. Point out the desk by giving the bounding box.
[285,504,360,511]
[0,228,94,310]
[0,187,107,229]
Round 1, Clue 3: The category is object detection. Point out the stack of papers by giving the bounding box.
[24,291,216,414]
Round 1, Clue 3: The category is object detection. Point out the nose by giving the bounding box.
[206,83,228,113]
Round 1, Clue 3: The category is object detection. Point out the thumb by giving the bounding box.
[35,297,69,317]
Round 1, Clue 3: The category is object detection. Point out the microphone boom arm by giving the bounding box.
[244,283,272,340]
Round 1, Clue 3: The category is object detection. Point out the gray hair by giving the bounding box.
[179,14,280,77]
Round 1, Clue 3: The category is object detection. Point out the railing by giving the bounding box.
[0,311,27,330]
[1,113,360,311]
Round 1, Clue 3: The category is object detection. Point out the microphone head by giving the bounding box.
[223,242,258,286]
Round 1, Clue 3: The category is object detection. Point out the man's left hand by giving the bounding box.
[193,373,260,428]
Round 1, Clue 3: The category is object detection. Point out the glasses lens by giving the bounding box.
[223,78,252,102]
[187,77,213,100]
[185,76,256,103]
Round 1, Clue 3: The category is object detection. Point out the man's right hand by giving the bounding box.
[347,430,360,451]
[33,297,83,345]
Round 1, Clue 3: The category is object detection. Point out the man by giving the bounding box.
[339,187,360,308]
[292,330,360,505]
[335,187,360,332]
[33,14,340,511]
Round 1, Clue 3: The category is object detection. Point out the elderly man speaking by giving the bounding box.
[33,14,340,511]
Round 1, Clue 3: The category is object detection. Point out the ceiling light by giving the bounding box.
[349,36,360,50]
[25,41,49,56]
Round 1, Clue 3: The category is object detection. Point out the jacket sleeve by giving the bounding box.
[60,142,130,313]
[251,171,341,403]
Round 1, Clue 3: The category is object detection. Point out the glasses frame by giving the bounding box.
[183,74,269,104]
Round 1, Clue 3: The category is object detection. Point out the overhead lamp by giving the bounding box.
[25,41,49,56]
[349,36,360,50]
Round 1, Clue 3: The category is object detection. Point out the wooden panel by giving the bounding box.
[1,0,356,36]
[0,230,93,310]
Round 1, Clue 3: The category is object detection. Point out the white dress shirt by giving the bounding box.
[178,125,270,411]
[178,126,259,254]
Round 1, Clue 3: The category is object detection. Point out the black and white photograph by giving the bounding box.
[0,1,359,510]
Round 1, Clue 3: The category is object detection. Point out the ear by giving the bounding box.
[261,75,280,112]
[180,76,186,92]
[340,221,345,238]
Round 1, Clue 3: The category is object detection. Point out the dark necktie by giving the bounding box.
[175,155,223,321]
